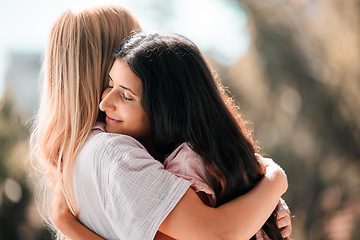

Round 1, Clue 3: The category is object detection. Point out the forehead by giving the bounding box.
[109,59,142,95]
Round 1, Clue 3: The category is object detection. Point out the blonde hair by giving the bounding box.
[30,4,140,237]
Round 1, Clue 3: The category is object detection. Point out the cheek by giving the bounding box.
[130,109,151,134]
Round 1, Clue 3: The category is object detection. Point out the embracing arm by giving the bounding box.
[50,159,287,240]
[47,170,104,240]
[53,211,104,240]
[159,162,287,240]
[48,134,288,239]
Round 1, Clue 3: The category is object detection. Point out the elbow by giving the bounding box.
[279,170,288,195]
[272,166,288,196]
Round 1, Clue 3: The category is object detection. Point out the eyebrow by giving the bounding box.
[108,75,137,96]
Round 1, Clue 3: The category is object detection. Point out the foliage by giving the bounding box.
[225,0,360,239]
[0,93,51,240]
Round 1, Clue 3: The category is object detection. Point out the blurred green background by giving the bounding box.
[0,0,359,239]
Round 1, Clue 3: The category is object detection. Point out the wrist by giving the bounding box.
[52,208,75,230]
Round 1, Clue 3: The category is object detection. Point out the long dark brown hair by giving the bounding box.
[115,32,283,239]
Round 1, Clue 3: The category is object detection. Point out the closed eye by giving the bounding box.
[121,93,133,101]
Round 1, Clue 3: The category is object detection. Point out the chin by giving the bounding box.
[105,126,115,134]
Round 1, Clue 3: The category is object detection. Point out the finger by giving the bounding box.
[277,199,290,219]
[279,198,288,207]
[277,208,290,219]
[277,215,291,229]
[255,154,266,172]
[278,198,290,212]
[47,167,62,188]
[49,182,55,193]
[281,225,292,239]
[257,156,275,167]
[46,169,58,185]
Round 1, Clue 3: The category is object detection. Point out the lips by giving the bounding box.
[105,115,122,124]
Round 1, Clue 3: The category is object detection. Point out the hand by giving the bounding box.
[46,165,58,193]
[256,155,280,175]
[254,198,292,240]
[46,167,73,227]
[256,155,288,194]
[276,198,292,239]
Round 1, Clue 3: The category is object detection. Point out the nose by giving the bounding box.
[99,88,116,112]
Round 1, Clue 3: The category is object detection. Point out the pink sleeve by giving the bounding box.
[163,143,216,206]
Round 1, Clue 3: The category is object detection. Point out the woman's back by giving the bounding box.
[73,128,191,239]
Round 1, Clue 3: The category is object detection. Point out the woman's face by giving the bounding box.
[99,59,151,143]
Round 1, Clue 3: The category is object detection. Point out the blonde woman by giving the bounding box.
[31,5,290,240]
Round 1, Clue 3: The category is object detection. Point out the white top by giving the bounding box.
[73,129,191,240]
